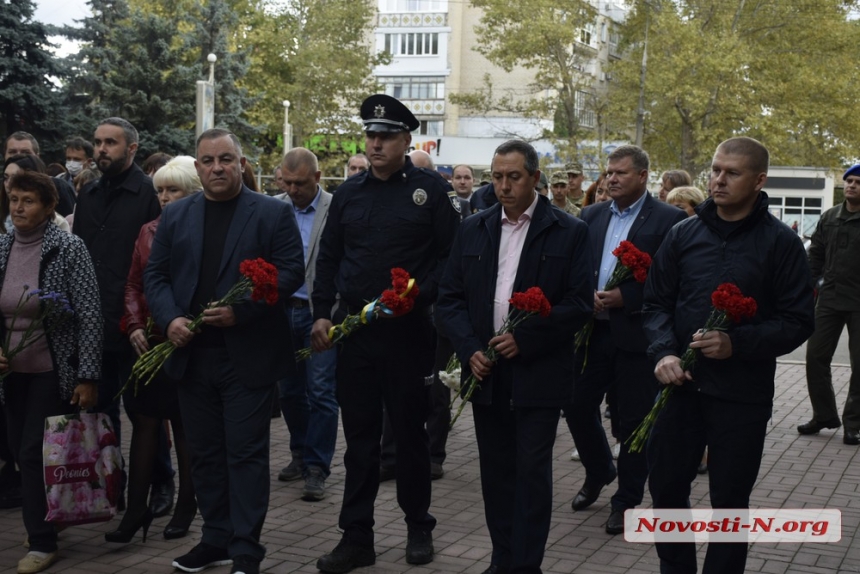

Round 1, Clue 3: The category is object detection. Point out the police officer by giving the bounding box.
[312,94,459,574]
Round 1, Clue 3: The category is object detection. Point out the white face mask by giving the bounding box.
[65,160,84,176]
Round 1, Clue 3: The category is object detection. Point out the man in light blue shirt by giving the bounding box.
[274,148,338,502]
[565,145,686,536]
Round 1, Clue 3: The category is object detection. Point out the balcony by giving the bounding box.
[403,99,446,116]
[377,12,447,28]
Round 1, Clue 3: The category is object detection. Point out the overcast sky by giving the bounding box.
[34,0,90,56]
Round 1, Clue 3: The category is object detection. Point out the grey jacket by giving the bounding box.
[0,221,103,402]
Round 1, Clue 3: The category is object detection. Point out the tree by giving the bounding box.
[181,0,260,151]
[608,0,860,175]
[0,0,68,154]
[449,0,606,160]
[61,0,196,158]
[242,0,384,173]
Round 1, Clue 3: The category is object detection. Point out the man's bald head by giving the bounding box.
[409,149,435,170]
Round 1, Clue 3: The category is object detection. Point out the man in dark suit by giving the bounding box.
[145,128,304,574]
[565,145,686,535]
[436,139,593,574]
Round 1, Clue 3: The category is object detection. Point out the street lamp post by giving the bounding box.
[283,100,292,155]
[196,53,217,140]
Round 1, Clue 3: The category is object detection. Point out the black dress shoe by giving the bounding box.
[571,467,617,511]
[317,539,375,574]
[480,565,510,574]
[149,478,175,518]
[405,530,434,565]
[797,418,841,435]
[845,429,860,445]
[605,508,625,535]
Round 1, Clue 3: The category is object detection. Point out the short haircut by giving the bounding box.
[197,128,243,157]
[153,156,202,194]
[98,117,139,145]
[607,144,650,172]
[409,149,435,170]
[348,153,370,168]
[453,164,473,177]
[716,137,769,174]
[661,169,692,189]
[666,186,707,208]
[5,132,39,155]
[65,136,94,158]
[5,154,46,174]
[8,171,59,210]
[492,140,539,175]
[142,152,173,175]
[282,147,319,173]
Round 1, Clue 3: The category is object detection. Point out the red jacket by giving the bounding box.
[122,217,163,340]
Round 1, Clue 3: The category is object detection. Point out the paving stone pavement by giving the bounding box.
[0,362,857,573]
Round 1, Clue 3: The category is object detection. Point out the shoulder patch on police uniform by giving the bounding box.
[413,189,427,205]
[446,191,462,213]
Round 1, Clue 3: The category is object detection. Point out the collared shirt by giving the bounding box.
[494,192,540,332]
[597,191,648,291]
[291,187,321,300]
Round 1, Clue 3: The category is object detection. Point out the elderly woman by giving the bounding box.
[667,186,707,217]
[3,156,70,234]
[105,157,200,545]
[0,171,102,573]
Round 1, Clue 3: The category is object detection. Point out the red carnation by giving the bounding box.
[607,241,651,288]
[240,258,280,304]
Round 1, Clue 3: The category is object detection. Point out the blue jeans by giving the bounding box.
[278,305,338,476]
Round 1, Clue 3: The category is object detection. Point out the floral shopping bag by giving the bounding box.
[42,413,122,526]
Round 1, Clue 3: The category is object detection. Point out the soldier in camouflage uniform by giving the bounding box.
[550,171,581,217]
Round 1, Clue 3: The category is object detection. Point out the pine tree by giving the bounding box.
[0,0,69,155]
[61,0,196,157]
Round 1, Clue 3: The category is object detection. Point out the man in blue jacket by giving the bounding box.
[436,139,593,574]
[643,137,815,573]
[145,128,305,574]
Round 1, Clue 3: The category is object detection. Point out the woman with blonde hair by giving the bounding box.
[666,186,707,217]
[106,156,201,544]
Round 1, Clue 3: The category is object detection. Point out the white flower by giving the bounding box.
[438,369,461,393]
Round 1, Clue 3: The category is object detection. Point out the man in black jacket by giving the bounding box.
[565,145,686,535]
[643,137,815,574]
[437,140,593,574]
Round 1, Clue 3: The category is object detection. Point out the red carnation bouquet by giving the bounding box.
[295,268,419,361]
[449,286,552,428]
[627,282,757,453]
[574,241,652,369]
[119,258,280,396]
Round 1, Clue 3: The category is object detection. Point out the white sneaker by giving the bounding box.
[570,449,581,461]
[612,443,621,459]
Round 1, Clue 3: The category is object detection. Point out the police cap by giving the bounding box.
[360,94,420,133]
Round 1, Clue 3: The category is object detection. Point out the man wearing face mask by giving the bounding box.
[64,137,97,188]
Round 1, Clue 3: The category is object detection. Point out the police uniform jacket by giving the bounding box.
[312,156,459,322]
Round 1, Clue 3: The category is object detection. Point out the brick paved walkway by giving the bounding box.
[0,362,856,573]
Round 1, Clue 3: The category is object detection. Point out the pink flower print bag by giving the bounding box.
[42,413,122,525]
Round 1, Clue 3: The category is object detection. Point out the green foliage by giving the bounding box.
[0,0,68,155]
[608,0,860,175]
[60,0,195,158]
[450,0,607,159]
[243,0,384,173]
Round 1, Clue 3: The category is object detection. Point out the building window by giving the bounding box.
[414,120,443,135]
[575,90,595,128]
[767,196,822,237]
[609,28,621,57]
[381,77,446,100]
[384,32,439,56]
[579,23,594,47]
[379,0,446,12]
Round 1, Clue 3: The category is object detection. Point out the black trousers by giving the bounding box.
[178,348,274,561]
[565,321,659,509]
[4,371,73,553]
[336,315,436,547]
[648,389,771,574]
[381,333,453,468]
[473,363,559,574]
